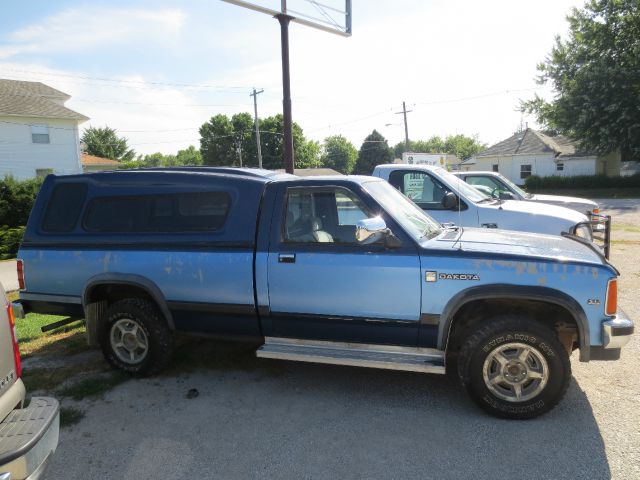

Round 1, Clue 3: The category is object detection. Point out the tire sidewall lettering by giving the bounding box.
[482,333,538,353]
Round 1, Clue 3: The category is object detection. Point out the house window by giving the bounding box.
[492,164,499,172]
[31,124,50,144]
[35,168,53,178]
[556,161,564,171]
[520,164,532,179]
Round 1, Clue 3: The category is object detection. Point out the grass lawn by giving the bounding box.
[6,290,89,358]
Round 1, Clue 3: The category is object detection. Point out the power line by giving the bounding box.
[0,67,258,91]
[306,108,394,133]
[0,119,201,133]
[414,87,543,106]
[0,129,285,147]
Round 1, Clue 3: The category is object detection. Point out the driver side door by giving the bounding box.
[266,183,422,346]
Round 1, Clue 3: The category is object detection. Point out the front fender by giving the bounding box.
[439,284,591,361]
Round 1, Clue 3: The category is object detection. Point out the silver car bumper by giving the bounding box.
[0,397,59,480]
[602,309,634,350]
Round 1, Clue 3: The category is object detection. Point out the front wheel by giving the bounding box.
[457,315,571,419]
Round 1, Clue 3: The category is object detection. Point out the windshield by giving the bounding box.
[435,168,491,203]
[363,180,443,240]
[498,174,531,198]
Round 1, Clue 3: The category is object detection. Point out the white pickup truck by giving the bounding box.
[372,164,607,254]
[1,284,59,480]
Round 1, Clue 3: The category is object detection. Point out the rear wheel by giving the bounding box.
[100,298,173,375]
[457,315,570,419]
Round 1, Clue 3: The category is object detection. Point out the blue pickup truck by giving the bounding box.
[13,168,633,419]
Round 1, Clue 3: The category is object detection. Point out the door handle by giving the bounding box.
[278,253,296,263]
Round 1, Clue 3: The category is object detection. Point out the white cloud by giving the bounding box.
[0,0,585,158]
[0,7,186,58]
[0,62,216,155]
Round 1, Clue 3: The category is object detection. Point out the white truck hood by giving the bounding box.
[476,199,589,235]
[529,193,598,212]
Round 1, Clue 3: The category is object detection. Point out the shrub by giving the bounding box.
[525,173,640,190]
[0,226,25,260]
[0,176,44,228]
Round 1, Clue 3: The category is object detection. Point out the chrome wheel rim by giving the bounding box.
[482,342,549,403]
[110,318,149,364]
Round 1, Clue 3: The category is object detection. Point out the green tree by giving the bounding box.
[322,135,358,174]
[393,135,484,160]
[258,114,322,169]
[199,114,236,166]
[443,134,486,160]
[81,126,135,161]
[176,145,203,166]
[200,113,320,169]
[0,176,43,227]
[521,0,640,160]
[119,145,203,169]
[354,130,393,175]
[394,137,446,158]
[199,112,263,167]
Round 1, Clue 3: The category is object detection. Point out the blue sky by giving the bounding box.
[0,0,585,155]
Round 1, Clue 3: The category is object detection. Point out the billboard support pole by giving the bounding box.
[277,13,295,174]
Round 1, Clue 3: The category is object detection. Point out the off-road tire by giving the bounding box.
[100,298,173,375]
[457,315,570,420]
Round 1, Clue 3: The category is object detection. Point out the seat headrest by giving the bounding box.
[311,217,323,231]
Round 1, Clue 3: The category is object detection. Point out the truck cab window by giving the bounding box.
[284,187,372,244]
[388,171,451,210]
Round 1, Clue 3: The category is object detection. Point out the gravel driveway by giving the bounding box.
[40,199,639,479]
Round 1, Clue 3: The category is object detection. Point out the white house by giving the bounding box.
[470,128,620,185]
[0,79,89,180]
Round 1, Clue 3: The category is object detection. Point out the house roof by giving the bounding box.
[81,153,120,166]
[0,79,89,121]
[477,128,596,158]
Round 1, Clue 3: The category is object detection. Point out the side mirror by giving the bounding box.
[442,192,457,210]
[499,191,515,200]
[356,217,391,245]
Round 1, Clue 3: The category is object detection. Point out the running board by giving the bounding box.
[256,337,446,374]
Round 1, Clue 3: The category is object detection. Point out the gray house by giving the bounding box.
[469,128,620,185]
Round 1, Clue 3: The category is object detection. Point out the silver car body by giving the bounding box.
[0,284,59,480]
[453,171,599,215]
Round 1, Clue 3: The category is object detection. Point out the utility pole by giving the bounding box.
[277,11,295,174]
[395,101,412,150]
[237,138,243,167]
[250,88,264,168]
